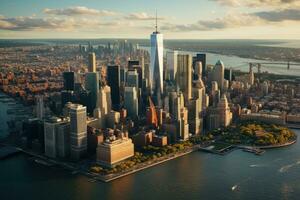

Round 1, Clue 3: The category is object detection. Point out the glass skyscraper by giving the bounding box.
[150,27,164,107]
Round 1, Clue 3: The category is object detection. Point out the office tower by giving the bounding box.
[150,18,164,106]
[85,72,99,114]
[70,104,87,161]
[166,51,178,81]
[107,65,121,110]
[36,95,44,120]
[44,117,70,158]
[124,87,139,118]
[63,72,75,91]
[218,94,232,127]
[57,122,70,158]
[224,68,232,81]
[212,60,225,91]
[126,69,139,88]
[194,61,202,80]
[177,54,192,102]
[177,107,189,141]
[188,98,202,135]
[99,85,112,115]
[88,52,96,72]
[249,67,255,85]
[132,65,144,89]
[194,54,206,78]
[262,81,269,95]
[120,66,127,84]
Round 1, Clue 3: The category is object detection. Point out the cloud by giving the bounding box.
[254,9,300,21]
[125,12,164,20]
[0,16,119,31]
[43,6,117,16]
[211,0,300,7]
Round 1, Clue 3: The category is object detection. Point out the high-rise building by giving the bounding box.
[166,51,178,81]
[107,65,121,110]
[218,94,232,127]
[69,104,87,161]
[63,72,75,91]
[150,19,164,106]
[36,95,44,120]
[177,54,192,102]
[85,72,99,114]
[194,61,202,80]
[88,52,96,72]
[124,87,139,118]
[44,117,70,158]
[98,85,112,116]
[126,69,139,88]
[194,54,206,78]
[212,60,225,91]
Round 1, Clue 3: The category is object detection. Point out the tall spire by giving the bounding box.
[155,10,158,33]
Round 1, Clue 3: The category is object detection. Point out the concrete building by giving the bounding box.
[44,117,70,158]
[218,94,233,127]
[69,104,87,161]
[96,137,134,168]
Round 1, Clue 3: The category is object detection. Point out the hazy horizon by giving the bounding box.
[1,0,300,39]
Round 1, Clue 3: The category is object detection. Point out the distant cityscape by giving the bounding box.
[0,21,300,181]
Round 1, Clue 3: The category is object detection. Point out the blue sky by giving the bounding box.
[0,0,300,39]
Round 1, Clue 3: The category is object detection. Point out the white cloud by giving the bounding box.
[43,6,117,16]
[211,0,300,8]
[125,12,164,20]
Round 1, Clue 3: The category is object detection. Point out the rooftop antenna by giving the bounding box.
[155,9,158,33]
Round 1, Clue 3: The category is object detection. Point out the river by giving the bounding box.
[1,92,300,200]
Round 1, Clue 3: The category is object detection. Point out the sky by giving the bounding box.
[0,0,300,39]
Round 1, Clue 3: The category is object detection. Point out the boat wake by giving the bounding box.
[231,177,251,191]
[250,164,265,168]
[279,161,300,173]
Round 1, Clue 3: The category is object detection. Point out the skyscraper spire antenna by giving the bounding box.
[155,9,158,33]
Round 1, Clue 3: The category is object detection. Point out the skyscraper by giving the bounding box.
[194,54,206,78]
[150,15,164,106]
[177,54,192,102]
[88,52,96,72]
[212,60,225,91]
[63,72,75,91]
[124,86,139,118]
[107,65,121,110]
[85,72,99,114]
[69,104,87,161]
[36,95,44,120]
[166,51,178,81]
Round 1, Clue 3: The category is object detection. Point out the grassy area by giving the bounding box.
[90,141,193,175]
[210,121,296,146]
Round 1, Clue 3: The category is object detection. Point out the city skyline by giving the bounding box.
[0,0,300,39]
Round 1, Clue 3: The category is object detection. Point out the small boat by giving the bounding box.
[231,185,238,191]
